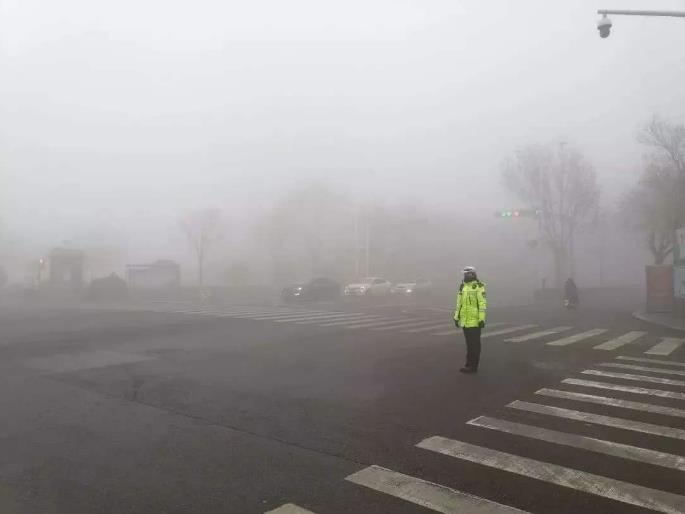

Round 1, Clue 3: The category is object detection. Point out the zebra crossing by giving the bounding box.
[271,353,685,513]
[146,301,685,356]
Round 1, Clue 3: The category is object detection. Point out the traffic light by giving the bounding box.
[495,209,542,219]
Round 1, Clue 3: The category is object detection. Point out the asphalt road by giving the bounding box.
[0,295,684,514]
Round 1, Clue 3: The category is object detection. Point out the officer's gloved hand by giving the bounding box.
[479,321,485,328]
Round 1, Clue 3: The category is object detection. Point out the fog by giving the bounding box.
[1,0,684,298]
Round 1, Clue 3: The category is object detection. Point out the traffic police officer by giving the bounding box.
[454,266,487,373]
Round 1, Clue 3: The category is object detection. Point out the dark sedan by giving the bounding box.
[281,277,341,302]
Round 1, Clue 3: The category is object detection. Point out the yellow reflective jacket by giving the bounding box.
[454,280,487,328]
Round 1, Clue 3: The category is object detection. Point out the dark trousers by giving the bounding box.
[462,327,482,370]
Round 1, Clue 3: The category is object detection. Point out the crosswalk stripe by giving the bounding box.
[536,388,685,418]
[563,378,685,401]
[240,311,330,320]
[371,319,447,331]
[480,324,538,339]
[345,465,529,514]
[272,313,356,323]
[617,355,685,368]
[467,415,685,472]
[341,318,424,330]
[264,504,316,514]
[294,313,370,324]
[417,436,685,513]
[429,322,509,337]
[508,400,685,440]
[598,362,685,377]
[504,326,571,343]
[317,315,383,327]
[402,323,452,333]
[582,369,685,387]
[546,328,608,346]
[645,337,685,356]
[593,331,646,350]
[222,310,302,318]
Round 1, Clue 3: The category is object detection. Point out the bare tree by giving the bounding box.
[623,117,685,264]
[180,208,222,287]
[503,142,600,287]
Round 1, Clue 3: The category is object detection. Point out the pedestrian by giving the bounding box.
[453,266,487,373]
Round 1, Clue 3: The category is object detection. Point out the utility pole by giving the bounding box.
[365,220,370,277]
[354,208,360,278]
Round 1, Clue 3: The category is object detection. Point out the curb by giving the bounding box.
[632,310,685,333]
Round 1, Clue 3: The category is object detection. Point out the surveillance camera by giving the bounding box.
[597,15,612,38]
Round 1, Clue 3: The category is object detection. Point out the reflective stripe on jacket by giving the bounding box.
[454,280,487,328]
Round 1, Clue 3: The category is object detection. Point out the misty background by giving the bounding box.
[1,0,684,301]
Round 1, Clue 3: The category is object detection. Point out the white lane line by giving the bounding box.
[430,322,510,337]
[617,355,685,368]
[317,315,384,327]
[402,323,453,333]
[294,313,371,324]
[504,326,572,343]
[479,324,539,339]
[264,504,316,514]
[646,338,685,356]
[536,388,685,418]
[562,378,685,401]
[468,415,685,472]
[594,331,646,351]
[223,311,304,318]
[345,465,529,514]
[582,369,685,388]
[417,437,685,513]
[371,319,448,331]
[546,328,608,346]
[508,400,685,440]
[598,362,685,377]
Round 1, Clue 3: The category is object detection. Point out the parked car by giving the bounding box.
[391,279,432,296]
[281,277,341,302]
[344,277,392,296]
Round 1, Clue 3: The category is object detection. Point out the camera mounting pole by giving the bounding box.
[597,9,685,18]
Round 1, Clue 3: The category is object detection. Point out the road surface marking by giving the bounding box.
[272,313,361,323]
[430,322,509,337]
[26,351,153,373]
[504,326,572,342]
[225,311,309,319]
[598,362,685,377]
[341,318,426,329]
[508,400,685,440]
[317,315,384,326]
[371,319,448,331]
[546,328,608,346]
[645,338,685,356]
[581,369,685,387]
[417,437,685,513]
[617,355,685,368]
[563,378,685,401]
[467,415,685,471]
[241,311,334,320]
[294,313,371,324]
[536,388,685,418]
[345,465,529,514]
[264,504,316,514]
[478,325,538,339]
[593,331,646,351]
[402,323,453,333]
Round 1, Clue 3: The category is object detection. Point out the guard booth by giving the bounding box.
[48,247,85,289]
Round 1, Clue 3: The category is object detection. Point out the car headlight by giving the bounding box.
[406,289,413,293]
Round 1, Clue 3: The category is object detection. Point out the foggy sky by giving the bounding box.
[1,0,685,260]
